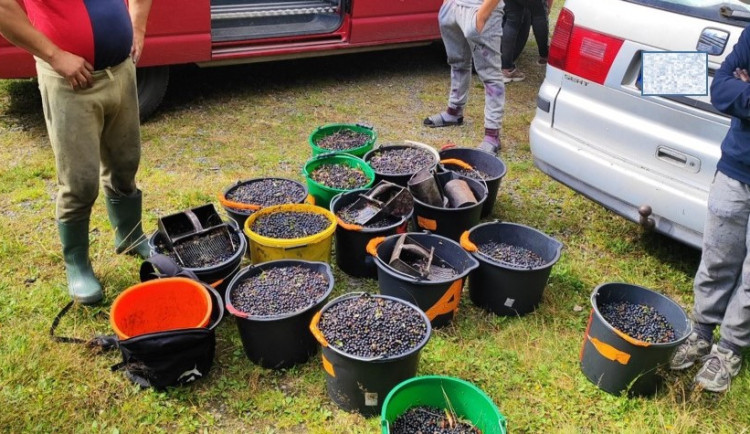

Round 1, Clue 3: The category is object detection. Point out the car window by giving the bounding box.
[625,0,750,25]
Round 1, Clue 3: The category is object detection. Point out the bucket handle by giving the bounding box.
[225,302,248,319]
[217,192,262,211]
[440,158,473,171]
[366,236,386,257]
[424,279,463,320]
[440,143,457,151]
[587,335,632,364]
[309,310,329,347]
[336,215,363,231]
[459,231,477,252]
[355,122,374,130]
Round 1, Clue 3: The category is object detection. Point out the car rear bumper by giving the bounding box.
[529,115,705,249]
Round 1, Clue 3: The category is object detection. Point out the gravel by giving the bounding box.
[318,294,428,358]
[230,265,329,316]
[251,211,330,239]
[599,301,676,343]
[391,406,480,434]
[478,242,546,268]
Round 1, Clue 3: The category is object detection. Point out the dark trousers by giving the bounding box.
[501,0,549,70]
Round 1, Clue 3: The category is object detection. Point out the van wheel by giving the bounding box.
[136,66,169,122]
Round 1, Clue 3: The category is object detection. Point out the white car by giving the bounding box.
[529,0,750,249]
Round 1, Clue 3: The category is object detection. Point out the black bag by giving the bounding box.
[111,254,224,389]
[50,254,224,390]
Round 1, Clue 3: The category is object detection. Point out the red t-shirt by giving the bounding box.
[24,0,133,70]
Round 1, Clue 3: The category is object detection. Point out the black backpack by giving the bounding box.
[51,255,224,390]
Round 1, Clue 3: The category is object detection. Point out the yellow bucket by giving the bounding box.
[243,203,337,264]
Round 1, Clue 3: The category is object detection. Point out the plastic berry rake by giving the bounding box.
[388,234,455,281]
[340,181,413,226]
[157,204,236,268]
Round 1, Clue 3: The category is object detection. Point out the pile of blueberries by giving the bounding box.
[310,163,370,190]
[599,301,675,343]
[317,294,428,358]
[368,147,435,175]
[230,265,328,316]
[478,241,546,268]
[225,179,306,207]
[315,129,370,151]
[391,406,479,434]
[251,211,329,239]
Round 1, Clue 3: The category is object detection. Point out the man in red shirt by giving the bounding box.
[0,0,153,304]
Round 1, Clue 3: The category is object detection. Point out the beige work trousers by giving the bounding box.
[36,58,141,222]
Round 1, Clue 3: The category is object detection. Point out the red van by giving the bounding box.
[0,0,442,119]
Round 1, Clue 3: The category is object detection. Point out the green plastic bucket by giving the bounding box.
[381,375,507,434]
[309,123,377,157]
[303,153,376,209]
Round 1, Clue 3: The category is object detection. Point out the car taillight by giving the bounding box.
[548,8,624,85]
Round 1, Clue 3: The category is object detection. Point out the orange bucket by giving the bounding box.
[110,277,212,340]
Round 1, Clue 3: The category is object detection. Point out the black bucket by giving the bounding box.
[439,146,507,218]
[310,293,432,417]
[220,177,309,231]
[330,189,412,278]
[368,232,479,328]
[409,171,487,242]
[147,219,247,297]
[580,282,692,396]
[461,222,562,316]
[363,142,440,187]
[225,260,334,369]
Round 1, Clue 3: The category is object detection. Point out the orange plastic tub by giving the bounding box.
[110,277,212,340]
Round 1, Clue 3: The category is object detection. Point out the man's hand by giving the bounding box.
[734,67,750,83]
[129,0,152,64]
[130,32,144,64]
[49,49,94,90]
[476,0,500,33]
[476,10,489,33]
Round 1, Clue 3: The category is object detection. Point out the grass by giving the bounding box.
[2,10,750,433]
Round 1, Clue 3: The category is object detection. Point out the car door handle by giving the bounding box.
[656,146,701,173]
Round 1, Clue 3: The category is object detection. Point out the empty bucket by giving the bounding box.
[330,189,412,278]
[409,171,487,242]
[225,260,334,369]
[110,277,213,340]
[580,282,692,396]
[381,375,507,434]
[368,232,479,327]
[461,222,562,316]
[439,145,507,217]
[310,293,432,417]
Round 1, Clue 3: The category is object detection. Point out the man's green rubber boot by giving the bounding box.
[106,190,151,259]
[58,220,103,305]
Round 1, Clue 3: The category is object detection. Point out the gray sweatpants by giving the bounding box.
[439,0,505,130]
[693,170,750,348]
